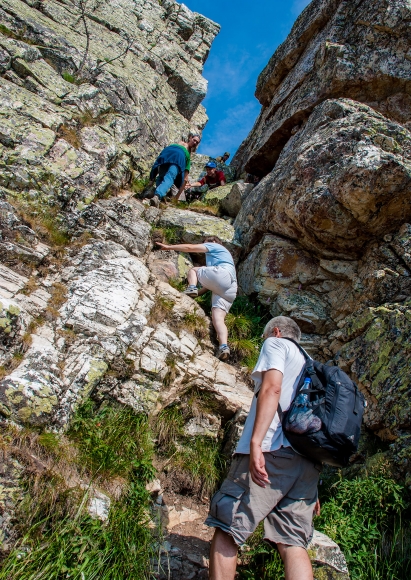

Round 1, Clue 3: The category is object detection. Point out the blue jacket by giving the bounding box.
[150,145,187,188]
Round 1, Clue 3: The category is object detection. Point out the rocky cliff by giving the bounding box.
[232,0,411,488]
[1,0,408,578]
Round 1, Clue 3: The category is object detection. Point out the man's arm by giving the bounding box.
[220,179,226,186]
[249,368,283,487]
[186,180,202,188]
[156,242,208,253]
[176,170,189,200]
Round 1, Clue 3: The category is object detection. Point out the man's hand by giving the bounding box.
[249,443,270,488]
[314,499,321,516]
[156,242,170,250]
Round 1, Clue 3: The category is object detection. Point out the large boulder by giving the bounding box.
[233,0,411,176]
[221,182,254,218]
[235,99,411,257]
[159,207,241,260]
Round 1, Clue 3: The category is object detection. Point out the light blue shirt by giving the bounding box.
[204,243,236,281]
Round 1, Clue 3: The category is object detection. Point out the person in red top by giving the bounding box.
[185,161,226,202]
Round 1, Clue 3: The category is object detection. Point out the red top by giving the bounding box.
[199,170,226,186]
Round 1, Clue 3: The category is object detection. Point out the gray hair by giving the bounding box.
[263,316,301,342]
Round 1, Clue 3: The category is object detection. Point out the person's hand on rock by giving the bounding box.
[156,242,170,250]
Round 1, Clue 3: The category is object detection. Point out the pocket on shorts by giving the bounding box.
[209,479,247,526]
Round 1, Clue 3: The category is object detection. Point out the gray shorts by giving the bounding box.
[197,266,237,313]
[205,447,321,547]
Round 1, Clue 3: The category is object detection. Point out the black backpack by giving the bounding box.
[279,338,366,467]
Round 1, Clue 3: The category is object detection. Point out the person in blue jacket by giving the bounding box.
[144,133,201,207]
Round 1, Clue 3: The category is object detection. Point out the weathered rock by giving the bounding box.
[203,182,234,207]
[309,530,349,579]
[0,0,219,215]
[235,99,411,257]
[221,182,254,218]
[233,0,411,176]
[159,207,241,259]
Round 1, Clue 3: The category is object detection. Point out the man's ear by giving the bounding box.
[273,327,282,338]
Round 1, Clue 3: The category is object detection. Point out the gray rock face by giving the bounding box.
[0,0,219,216]
[235,99,411,257]
[159,206,241,260]
[221,182,254,218]
[231,0,411,485]
[233,0,411,177]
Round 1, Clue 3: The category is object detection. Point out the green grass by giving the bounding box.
[0,402,157,579]
[171,435,226,498]
[182,311,209,339]
[62,71,78,84]
[194,295,269,369]
[68,401,155,481]
[131,176,150,194]
[168,277,186,291]
[153,392,226,497]
[316,471,411,579]
[226,296,269,370]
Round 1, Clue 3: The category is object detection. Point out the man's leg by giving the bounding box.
[277,544,313,580]
[184,267,200,297]
[187,267,200,287]
[209,528,238,580]
[212,307,228,345]
[153,164,179,201]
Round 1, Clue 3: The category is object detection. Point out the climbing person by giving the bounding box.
[185,161,226,203]
[215,152,230,164]
[206,316,321,580]
[155,236,237,360]
[143,133,201,207]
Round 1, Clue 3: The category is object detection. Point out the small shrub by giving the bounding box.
[183,311,208,339]
[148,295,175,326]
[57,123,82,149]
[171,435,225,498]
[132,176,150,194]
[20,276,38,296]
[168,277,186,291]
[163,226,181,244]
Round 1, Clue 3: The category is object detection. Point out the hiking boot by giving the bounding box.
[137,184,155,200]
[184,285,198,297]
[217,344,230,361]
[150,194,161,208]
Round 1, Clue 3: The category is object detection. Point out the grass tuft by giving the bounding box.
[182,310,208,339]
[0,401,157,579]
[148,295,175,326]
[132,176,150,195]
[226,296,269,370]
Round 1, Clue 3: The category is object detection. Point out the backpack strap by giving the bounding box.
[280,337,325,392]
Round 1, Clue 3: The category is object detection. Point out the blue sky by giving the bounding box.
[184,0,311,158]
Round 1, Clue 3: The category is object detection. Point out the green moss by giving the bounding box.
[7,305,20,316]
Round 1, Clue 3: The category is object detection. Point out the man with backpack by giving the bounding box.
[206,316,321,580]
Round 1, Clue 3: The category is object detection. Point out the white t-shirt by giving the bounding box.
[235,338,306,454]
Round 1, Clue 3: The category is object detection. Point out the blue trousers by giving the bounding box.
[155,164,179,199]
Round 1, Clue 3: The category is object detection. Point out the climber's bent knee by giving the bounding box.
[197,266,237,312]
